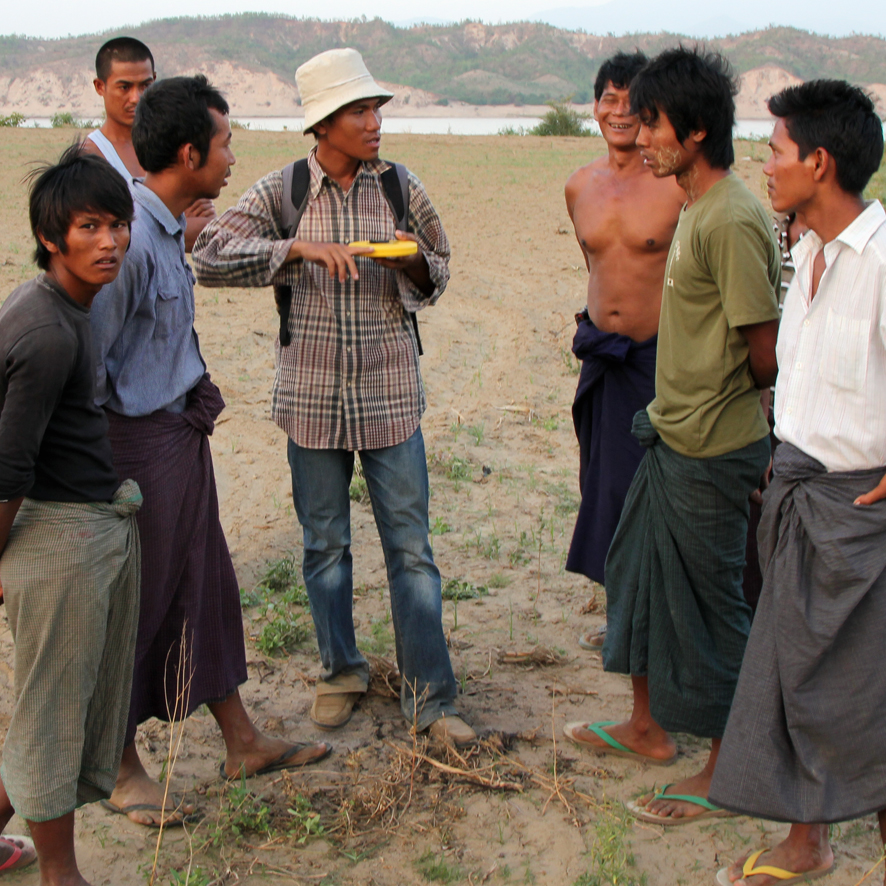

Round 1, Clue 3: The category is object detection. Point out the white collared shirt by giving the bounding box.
[775,200,886,471]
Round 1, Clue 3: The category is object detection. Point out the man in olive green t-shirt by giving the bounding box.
[563,48,780,826]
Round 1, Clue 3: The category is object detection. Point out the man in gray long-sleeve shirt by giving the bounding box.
[0,145,139,883]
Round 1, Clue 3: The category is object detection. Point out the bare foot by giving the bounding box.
[106,766,196,827]
[221,734,332,779]
[725,840,834,885]
[568,718,676,763]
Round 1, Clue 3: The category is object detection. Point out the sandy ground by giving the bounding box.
[0,129,882,886]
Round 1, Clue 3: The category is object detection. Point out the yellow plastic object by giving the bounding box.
[349,239,418,258]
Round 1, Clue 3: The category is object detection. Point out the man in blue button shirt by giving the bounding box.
[91,75,330,829]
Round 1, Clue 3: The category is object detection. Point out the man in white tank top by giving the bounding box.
[83,37,216,250]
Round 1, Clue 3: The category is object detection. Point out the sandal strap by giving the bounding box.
[584,721,634,755]
[650,789,720,812]
[0,841,23,872]
[743,849,801,880]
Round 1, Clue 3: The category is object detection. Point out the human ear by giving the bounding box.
[94,77,106,98]
[810,147,830,183]
[37,230,60,255]
[180,143,202,170]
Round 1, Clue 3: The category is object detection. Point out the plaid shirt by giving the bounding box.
[192,150,450,450]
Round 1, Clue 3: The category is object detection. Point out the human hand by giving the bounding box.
[854,472,886,506]
[289,241,373,283]
[368,231,423,271]
[369,232,432,294]
[184,198,217,220]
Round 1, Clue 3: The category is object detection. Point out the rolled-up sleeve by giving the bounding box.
[193,170,302,289]
[397,172,450,312]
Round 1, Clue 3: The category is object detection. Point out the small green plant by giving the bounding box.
[287,793,325,844]
[0,113,25,128]
[230,119,251,129]
[441,578,488,601]
[255,611,310,656]
[168,867,212,886]
[239,586,264,608]
[573,803,646,886]
[530,99,590,137]
[349,462,369,503]
[467,422,485,445]
[253,553,309,606]
[431,516,451,535]
[488,573,511,589]
[211,780,274,846]
[360,615,394,655]
[447,455,472,481]
[560,345,580,375]
[415,850,463,883]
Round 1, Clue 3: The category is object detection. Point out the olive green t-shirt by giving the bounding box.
[648,174,781,457]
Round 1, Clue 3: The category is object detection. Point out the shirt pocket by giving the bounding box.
[154,289,181,340]
[818,307,869,391]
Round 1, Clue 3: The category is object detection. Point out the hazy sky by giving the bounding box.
[4,0,884,40]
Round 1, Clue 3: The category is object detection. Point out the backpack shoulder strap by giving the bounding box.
[379,162,410,232]
[275,157,312,348]
[379,161,423,355]
[280,157,312,238]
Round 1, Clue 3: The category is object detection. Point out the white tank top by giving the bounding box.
[87,130,135,185]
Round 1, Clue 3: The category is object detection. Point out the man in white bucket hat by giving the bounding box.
[193,48,475,746]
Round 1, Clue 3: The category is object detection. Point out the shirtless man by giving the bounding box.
[563,51,684,650]
[83,37,214,250]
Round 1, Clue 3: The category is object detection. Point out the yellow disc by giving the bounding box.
[349,240,418,258]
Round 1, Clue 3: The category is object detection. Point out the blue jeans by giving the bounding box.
[287,427,457,730]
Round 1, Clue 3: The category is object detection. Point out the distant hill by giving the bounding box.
[1,16,885,116]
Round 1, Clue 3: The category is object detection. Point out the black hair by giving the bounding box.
[132,75,229,173]
[27,143,134,271]
[767,80,884,194]
[95,37,154,81]
[630,46,738,169]
[594,51,648,102]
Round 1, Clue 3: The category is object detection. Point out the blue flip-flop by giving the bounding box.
[563,721,677,766]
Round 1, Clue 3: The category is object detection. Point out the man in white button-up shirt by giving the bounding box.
[710,80,886,886]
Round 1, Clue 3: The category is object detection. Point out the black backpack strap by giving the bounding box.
[379,162,423,356]
[274,158,312,347]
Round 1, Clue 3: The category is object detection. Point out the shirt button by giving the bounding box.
[803,320,810,327]
[786,407,793,415]
[795,362,802,369]
[347,311,351,317]
[347,346,352,353]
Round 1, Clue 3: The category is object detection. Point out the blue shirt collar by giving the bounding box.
[132,181,186,236]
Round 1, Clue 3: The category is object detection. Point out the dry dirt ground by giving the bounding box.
[0,128,882,886]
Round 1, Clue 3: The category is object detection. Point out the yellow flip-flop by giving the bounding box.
[715,849,834,885]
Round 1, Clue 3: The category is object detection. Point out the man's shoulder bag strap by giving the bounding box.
[274,159,422,354]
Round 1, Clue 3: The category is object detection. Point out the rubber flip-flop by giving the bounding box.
[219,740,333,780]
[563,721,677,765]
[715,849,834,885]
[626,783,735,826]
[100,798,201,828]
[0,835,36,873]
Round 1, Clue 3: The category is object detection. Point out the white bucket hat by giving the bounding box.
[296,48,394,134]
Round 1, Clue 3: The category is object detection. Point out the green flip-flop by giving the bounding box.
[626,783,736,826]
[563,721,677,765]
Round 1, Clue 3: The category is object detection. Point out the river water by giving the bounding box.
[23,115,777,139]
